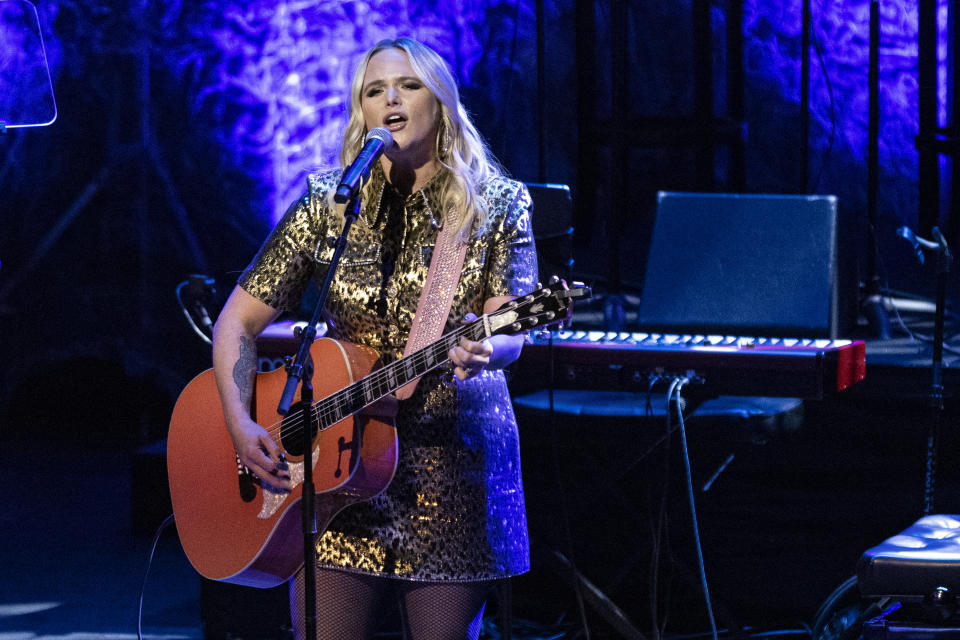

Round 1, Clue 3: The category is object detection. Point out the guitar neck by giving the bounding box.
[305,283,584,430]
[311,319,488,430]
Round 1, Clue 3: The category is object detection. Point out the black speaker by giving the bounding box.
[526,182,574,284]
[638,192,839,338]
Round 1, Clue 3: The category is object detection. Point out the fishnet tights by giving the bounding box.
[290,566,490,640]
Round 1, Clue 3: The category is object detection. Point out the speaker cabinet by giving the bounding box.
[638,192,839,338]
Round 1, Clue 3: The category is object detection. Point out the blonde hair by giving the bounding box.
[341,38,502,239]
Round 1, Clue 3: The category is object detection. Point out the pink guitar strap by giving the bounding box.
[395,224,468,400]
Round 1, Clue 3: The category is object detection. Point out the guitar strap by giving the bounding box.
[395,221,468,400]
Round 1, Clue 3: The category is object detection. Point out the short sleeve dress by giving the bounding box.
[238,163,538,582]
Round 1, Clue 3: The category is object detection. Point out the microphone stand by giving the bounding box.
[277,191,363,640]
[899,226,952,515]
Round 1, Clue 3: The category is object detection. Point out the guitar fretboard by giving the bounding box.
[311,320,487,429]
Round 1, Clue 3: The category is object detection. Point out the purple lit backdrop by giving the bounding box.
[170,0,511,223]
[163,0,940,254]
[743,0,931,220]
[18,1,934,227]
[15,0,530,223]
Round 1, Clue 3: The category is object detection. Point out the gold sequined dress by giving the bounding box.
[239,163,537,582]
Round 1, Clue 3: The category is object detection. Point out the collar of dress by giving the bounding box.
[361,162,446,230]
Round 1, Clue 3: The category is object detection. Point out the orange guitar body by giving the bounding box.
[166,338,399,588]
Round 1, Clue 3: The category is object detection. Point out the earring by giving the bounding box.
[438,121,451,157]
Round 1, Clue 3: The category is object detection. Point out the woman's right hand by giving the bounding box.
[213,287,288,492]
[228,416,292,493]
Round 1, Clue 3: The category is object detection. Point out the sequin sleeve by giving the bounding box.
[483,178,538,299]
[238,172,334,312]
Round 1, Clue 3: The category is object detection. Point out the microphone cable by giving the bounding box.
[544,329,593,639]
[137,512,177,640]
[175,277,215,345]
[670,377,719,640]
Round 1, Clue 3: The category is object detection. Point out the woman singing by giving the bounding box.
[211,37,537,639]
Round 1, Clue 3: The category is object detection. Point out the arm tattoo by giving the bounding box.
[232,336,257,405]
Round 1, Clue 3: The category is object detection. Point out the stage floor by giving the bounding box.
[0,442,203,639]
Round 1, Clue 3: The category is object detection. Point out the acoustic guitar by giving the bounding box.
[166,283,588,587]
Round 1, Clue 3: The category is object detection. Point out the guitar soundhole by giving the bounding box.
[279,403,317,456]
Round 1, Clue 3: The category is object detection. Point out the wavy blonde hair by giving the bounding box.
[340,38,502,240]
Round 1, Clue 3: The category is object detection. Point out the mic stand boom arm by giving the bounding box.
[276,193,363,640]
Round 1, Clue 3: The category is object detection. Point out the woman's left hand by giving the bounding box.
[449,313,493,380]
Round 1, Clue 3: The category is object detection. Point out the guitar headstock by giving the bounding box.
[488,279,591,336]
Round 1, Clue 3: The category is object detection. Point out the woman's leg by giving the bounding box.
[398,581,491,640]
[289,566,390,640]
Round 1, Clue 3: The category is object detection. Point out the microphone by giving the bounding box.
[897,226,925,264]
[898,225,949,265]
[186,274,217,331]
[334,127,393,204]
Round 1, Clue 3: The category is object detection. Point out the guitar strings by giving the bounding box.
[284,322,474,436]
[262,321,482,447]
[265,328,466,445]
[260,290,548,449]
